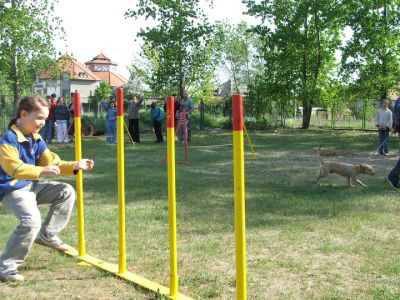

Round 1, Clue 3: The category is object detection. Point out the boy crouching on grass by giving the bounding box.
[0,95,94,282]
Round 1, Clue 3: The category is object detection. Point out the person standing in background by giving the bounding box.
[392,96,400,154]
[102,100,117,144]
[54,97,69,144]
[128,96,143,143]
[43,94,57,144]
[179,91,194,143]
[150,101,164,143]
[374,99,393,156]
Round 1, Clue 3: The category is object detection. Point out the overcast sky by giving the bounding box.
[54,0,258,80]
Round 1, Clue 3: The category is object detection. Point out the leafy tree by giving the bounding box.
[125,0,214,99]
[0,0,64,112]
[93,81,112,124]
[341,0,400,100]
[243,0,342,128]
[214,21,256,94]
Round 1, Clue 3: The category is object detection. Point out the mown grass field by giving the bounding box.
[0,128,399,299]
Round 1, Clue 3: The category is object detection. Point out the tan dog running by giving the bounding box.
[316,146,376,187]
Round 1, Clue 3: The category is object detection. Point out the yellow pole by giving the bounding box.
[117,88,126,274]
[74,91,86,257]
[232,95,247,300]
[243,124,256,160]
[166,96,178,297]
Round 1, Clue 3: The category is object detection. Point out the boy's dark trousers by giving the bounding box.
[378,129,390,154]
[388,158,400,184]
[128,118,140,143]
[153,120,163,142]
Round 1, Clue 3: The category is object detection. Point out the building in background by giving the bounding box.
[85,53,127,88]
[35,53,127,103]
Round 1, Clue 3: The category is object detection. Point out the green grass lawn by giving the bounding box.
[1,129,400,299]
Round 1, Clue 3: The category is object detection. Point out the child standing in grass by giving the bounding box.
[0,95,94,282]
[54,97,69,144]
[150,101,164,143]
[102,100,117,144]
[374,99,393,156]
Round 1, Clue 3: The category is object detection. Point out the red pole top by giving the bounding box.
[232,94,243,131]
[74,90,81,117]
[117,88,124,116]
[166,96,175,128]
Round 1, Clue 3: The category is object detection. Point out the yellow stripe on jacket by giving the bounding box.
[0,144,76,179]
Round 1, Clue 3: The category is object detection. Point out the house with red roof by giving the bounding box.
[35,53,128,103]
[85,53,128,88]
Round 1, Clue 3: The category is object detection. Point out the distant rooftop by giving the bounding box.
[85,53,117,66]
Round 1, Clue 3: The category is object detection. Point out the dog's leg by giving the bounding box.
[347,177,354,187]
[316,165,329,184]
[354,178,367,187]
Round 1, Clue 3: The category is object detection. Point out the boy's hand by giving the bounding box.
[41,165,61,176]
[74,159,95,171]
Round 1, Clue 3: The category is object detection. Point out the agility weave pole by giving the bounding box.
[62,92,247,299]
[232,94,247,300]
[63,90,192,300]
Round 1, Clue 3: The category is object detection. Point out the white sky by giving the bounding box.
[54,0,257,80]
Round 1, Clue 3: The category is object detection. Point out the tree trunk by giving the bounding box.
[178,46,184,99]
[302,100,312,129]
[381,0,388,100]
[11,49,20,114]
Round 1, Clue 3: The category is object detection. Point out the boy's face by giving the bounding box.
[21,106,49,134]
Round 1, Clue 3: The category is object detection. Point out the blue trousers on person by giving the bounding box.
[388,158,400,185]
[378,129,389,154]
[106,121,116,144]
[44,120,54,144]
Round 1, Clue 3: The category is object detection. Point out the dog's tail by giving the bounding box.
[317,144,324,164]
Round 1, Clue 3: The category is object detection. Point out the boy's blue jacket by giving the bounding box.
[0,125,76,199]
[150,107,164,122]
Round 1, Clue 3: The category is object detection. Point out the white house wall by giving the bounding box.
[71,81,100,103]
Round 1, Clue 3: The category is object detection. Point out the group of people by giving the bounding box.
[103,92,195,145]
[41,93,80,144]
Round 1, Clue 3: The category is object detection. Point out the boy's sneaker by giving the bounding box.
[387,177,400,189]
[35,233,70,252]
[0,272,24,282]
